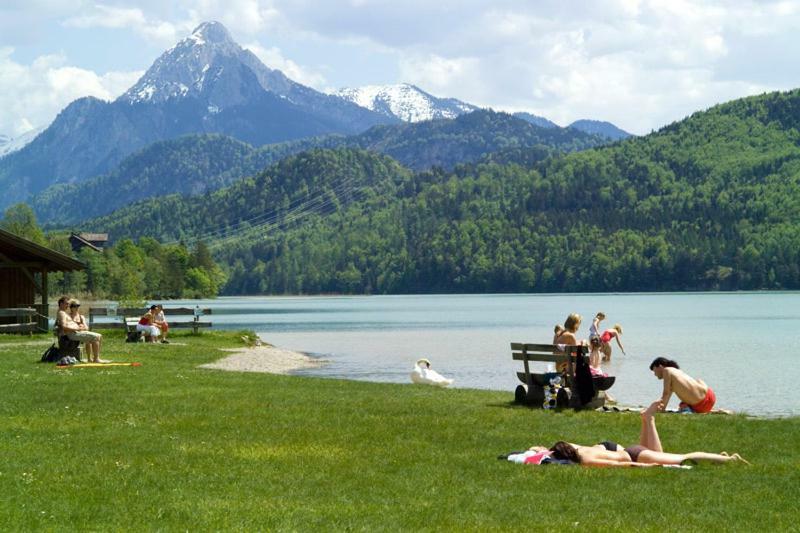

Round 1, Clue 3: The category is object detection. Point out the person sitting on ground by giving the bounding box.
[154,304,169,344]
[66,299,109,363]
[530,401,748,467]
[650,357,716,413]
[137,305,161,343]
[600,323,625,361]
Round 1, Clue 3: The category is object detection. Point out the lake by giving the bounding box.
[162,293,798,417]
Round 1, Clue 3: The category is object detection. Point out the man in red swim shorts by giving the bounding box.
[649,357,716,413]
[679,387,716,413]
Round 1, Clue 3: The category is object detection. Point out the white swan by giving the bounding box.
[410,358,454,387]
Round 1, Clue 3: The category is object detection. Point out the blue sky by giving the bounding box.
[2,0,800,137]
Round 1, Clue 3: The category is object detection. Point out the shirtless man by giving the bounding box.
[649,357,715,413]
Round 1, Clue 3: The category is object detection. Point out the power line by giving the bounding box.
[164,172,398,250]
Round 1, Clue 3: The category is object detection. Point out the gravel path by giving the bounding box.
[198,344,324,375]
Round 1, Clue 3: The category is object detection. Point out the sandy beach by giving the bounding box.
[199,343,324,374]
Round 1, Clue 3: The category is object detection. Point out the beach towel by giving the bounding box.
[499,450,573,465]
[500,450,693,468]
[56,362,141,369]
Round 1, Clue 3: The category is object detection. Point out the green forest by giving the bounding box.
[31,110,606,225]
[1,204,225,301]
[6,89,800,298]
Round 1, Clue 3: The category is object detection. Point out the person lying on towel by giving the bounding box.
[528,401,749,467]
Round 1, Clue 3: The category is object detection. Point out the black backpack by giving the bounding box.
[40,343,60,363]
[126,330,142,343]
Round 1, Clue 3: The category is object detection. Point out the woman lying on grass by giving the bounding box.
[531,401,750,467]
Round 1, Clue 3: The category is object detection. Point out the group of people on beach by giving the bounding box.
[55,297,171,362]
[553,311,624,376]
[553,311,715,414]
[527,311,747,467]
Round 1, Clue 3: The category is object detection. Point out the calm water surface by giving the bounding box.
[166,293,799,417]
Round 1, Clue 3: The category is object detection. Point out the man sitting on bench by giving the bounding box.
[56,296,108,363]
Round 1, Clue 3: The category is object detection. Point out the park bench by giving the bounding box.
[0,307,39,334]
[89,306,212,336]
[511,342,615,409]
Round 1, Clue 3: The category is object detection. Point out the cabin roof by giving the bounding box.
[0,228,85,272]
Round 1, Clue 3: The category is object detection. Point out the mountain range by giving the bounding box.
[333,84,633,141]
[332,84,478,122]
[0,20,630,215]
[0,21,392,209]
[80,87,800,293]
[2,20,795,295]
[34,109,608,224]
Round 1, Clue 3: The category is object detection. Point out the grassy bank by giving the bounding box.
[1,331,797,530]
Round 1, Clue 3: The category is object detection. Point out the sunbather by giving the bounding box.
[529,401,749,467]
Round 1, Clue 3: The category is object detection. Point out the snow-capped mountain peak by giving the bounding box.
[332,83,477,122]
[118,21,292,106]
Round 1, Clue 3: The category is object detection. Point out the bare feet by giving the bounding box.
[729,453,751,465]
[641,400,663,417]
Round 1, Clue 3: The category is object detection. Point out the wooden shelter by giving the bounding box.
[69,232,108,253]
[0,228,85,333]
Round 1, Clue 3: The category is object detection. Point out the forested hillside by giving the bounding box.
[348,109,605,170]
[32,135,317,224]
[34,110,606,225]
[74,88,800,294]
[83,149,411,244]
[217,89,800,293]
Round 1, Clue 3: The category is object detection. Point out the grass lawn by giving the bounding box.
[1,330,798,531]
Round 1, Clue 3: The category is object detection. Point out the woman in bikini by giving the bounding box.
[530,401,749,467]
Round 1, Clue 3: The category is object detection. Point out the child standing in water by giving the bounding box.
[601,324,625,361]
[589,312,605,342]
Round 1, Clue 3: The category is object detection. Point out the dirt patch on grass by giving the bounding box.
[199,344,324,375]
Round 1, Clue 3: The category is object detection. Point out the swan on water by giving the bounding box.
[411,358,454,387]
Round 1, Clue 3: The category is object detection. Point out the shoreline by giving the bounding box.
[198,342,324,374]
[196,343,787,418]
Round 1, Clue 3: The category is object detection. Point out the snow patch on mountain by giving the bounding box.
[0,126,45,158]
[119,21,249,105]
[332,84,478,122]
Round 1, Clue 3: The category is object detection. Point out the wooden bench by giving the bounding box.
[511,342,616,410]
[89,307,212,335]
[0,307,39,334]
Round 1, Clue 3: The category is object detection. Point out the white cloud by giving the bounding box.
[0,47,141,136]
[62,3,184,47]
[63,4,147,29]
[244,42,327,89]
[185,0,284,37]
[4,0,800,135]
[399,54,482,98]
[373,0,800,132]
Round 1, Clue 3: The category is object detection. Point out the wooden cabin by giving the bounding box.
[69,232,108,253]
[0,228,85,333]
